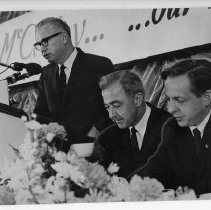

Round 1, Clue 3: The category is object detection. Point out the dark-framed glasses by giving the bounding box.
[34,32,63,51]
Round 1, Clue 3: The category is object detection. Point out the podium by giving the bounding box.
[0,102,27,167]
[0,79,9,105]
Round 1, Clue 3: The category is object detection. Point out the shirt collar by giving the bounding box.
[59,47,77,70]
[190,109,211,136]
[130,104,151,135]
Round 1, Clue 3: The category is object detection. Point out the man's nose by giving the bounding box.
[109,108,117,118]
[41,45,47,53]
[168,100,177,114]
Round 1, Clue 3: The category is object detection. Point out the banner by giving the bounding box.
[0,8,211,80]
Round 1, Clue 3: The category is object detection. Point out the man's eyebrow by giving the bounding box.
[104,100,119,106]
[110,100,121,105]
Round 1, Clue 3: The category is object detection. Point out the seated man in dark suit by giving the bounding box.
[130,59,211,195]
[33,17,114,147]
[89,70,171,177]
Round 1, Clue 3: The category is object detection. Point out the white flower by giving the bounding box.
[51,162,70,179]
[21,115,28,122]
[162,189,175,200]
[54,151,67,162]
[32,185,44,194]
[107,162,119,174]
[84,188,111,202]
[45,176,67,203]
[15,190,34,204]
[108,176,130,201]
[0,185,15,204]
[67,150,77,163]
[177,190,196,200]
[33,163,44,174]
[46,176,56,192]
[129,175,164,201]
[25,120,42,130]
[51,162,85,186]
[31,113,37,120]
[46,133,56,143]
[68,165,85,185]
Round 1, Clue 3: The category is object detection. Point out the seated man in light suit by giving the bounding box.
[89,70,171,177]
[130,59,211,195]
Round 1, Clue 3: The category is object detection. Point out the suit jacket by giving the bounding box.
[89,103,171,178]
[34,48,114,143]
[135,115,211,195]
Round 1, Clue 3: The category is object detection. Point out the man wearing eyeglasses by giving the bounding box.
[33,17,114,150]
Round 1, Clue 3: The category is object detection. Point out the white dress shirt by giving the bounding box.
[58,48,77,84]
[129,105,151,150]
[190,109,211,138]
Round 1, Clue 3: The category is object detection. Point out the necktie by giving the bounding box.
[59,65,66,100]
[193,128,202,158]
[131,127,139,153]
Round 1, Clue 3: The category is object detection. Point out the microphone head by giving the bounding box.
[11,62,42,75]
[6,72,21,84]
[12,62,26,71]
[24,63,42,76]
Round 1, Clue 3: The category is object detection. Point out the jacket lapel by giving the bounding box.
[133,106,161,164]
[182,127,199,176]
[198,115,211,176]
[140,106,156,151]
[121,128,137,173]
[46,64,62,109]
[63,48,83,102]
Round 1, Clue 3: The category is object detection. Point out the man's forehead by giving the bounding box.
[165,75,191,89]
[164,77,193,98]
[35,23,58,38]
[102,83,125,96]
[102,85,128,104]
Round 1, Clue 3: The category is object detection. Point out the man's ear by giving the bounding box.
[202,90,211,107]
[134,93,144,107]
[62,32,68,44]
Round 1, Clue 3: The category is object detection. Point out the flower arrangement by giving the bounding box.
[0,115,197,205]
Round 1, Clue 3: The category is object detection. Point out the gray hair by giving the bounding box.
[99,70,145,98]
[36,17,71,37]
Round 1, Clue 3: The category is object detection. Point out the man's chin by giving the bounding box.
[116,123,126,129]
[176,119,187,127]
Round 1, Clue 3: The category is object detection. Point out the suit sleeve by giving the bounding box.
[87,134,112,169]
[128,124,177,189]
[93,57,114,131]
[102,58,114,76]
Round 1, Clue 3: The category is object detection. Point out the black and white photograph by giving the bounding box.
[0,1,211,209]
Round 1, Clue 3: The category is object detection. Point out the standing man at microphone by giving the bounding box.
[33,17,114,149]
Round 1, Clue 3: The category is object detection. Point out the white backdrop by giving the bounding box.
[0,7,211,81]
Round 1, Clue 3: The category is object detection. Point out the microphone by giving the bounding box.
[11,62,42,75]
[0,62,15,70]
[6,72,21,84]
[6,63,42,84]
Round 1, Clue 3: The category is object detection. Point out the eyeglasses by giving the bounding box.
[34,32,63,51]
